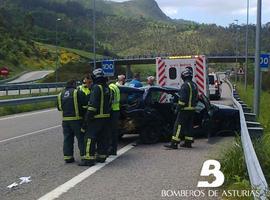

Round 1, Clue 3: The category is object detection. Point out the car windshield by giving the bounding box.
[209,75,215,84]
[145,89,178,105]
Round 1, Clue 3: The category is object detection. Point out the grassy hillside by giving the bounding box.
[1,0,270,81]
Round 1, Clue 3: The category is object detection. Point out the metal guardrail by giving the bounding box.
[0,82,66,90]
[0,82,65,95]
[226,80,268,199]
[0,95,57,106]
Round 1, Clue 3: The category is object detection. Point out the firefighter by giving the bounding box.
[79,68,112,166]
[57,80,85,163]
[77,74,92,115]
[108,82,121,155]
[164,67,198,149]
[116,74,126,86]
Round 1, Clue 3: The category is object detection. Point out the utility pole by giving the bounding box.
[93,0,96,70]
[245,0,249,91]
[55,18,61,83]
[254,0,262,117]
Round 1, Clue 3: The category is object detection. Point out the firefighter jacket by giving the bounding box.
[77,84,91,113]
[178,80,198,110]
[109,83,120,111]
[86,84,111,119]
[57,87,84,121]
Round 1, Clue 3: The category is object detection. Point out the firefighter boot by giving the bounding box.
[180,141,192,148]
[65,158,75,163]
[78,159,95,167]
[96,155,107,163]
[164,142,178,149]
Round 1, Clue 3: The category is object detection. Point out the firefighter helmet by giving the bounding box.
[92,68,104,79]
[181,67,193,80]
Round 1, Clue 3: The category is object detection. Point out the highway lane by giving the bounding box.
[8,70,54,84]
[0,109,61,142]
[0,82,234,200]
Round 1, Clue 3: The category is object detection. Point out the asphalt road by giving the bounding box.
[0,82,233,200]
[8,70,54,84]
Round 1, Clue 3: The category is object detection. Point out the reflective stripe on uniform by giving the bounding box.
[109,83,120,111]
[99,85,104,115]
[85,139,95,160]
[94,114,110,118]
[79,84,91,95]
[74,90,80,118]
[183,82,195,110]
[93,85,110,118]
[64,156,73,160]
[58,93,62,111]
[185,136,194,141]
[178,100,185,106]
[172,125,181,142]
[88,107,97,111]
[63,116,82,121]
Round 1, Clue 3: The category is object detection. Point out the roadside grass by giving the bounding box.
[0,91,61,117]
[219,83,270,199]
[0,101,56,117]
[219,137,252,198]
[236,84,270,183]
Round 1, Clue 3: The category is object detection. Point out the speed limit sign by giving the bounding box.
[260,54,269,71]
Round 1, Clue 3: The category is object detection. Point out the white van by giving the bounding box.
[208,73,222,100]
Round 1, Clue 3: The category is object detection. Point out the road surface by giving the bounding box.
[0,83,233,200]
[8,70,54,84]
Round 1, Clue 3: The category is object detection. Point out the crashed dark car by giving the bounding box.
[119,86,240,144]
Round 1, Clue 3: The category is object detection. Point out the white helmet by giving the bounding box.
[92,68,104,79]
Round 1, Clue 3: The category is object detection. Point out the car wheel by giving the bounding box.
[139,124,161,144]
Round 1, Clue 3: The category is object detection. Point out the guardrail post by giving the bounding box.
[5,88,8,96]
[30,87,32,95]
[39,86,41,94]
[19,88,21,96]
[47,86,49,94]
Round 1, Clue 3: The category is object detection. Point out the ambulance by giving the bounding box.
[156,55,209,97]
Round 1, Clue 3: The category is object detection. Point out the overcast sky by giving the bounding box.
[111,0,270,26]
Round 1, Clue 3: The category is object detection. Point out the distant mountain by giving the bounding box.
[106,0,171,22]
[47,0,171,21]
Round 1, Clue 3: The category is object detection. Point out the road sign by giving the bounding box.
[237,67,244,75]
[0,67,9,77]
[102,60,114,76]
[260,54,269,71]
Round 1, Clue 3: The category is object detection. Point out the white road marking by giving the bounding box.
[38,143,135,200]
[0,125,61,143]
[0,109,57,121]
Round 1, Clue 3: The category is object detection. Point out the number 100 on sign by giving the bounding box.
[260,54,269,71]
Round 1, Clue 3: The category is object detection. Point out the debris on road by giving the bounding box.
[19,176,31,185]
[7,182,18,189]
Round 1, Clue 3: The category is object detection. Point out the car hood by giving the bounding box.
[212,103,237,110]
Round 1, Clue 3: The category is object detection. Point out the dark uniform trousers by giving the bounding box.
[172,110,195,143]
[62,120,85,160]
[109,111,120,154]
[84,118,110,161]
